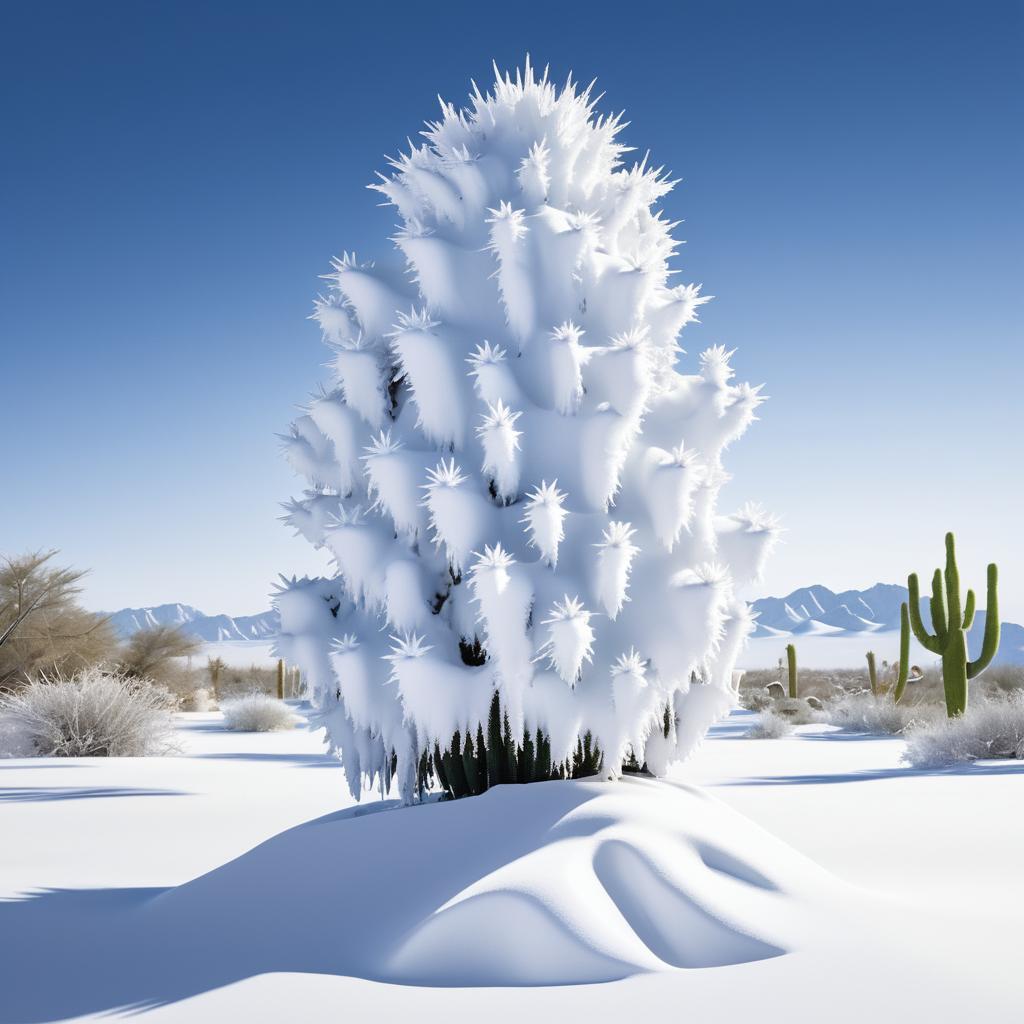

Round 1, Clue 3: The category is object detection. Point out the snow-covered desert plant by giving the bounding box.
[275,61,779,802]
[186,687,215,712]
[220,693,296,732]
[745,709,795,739]
[0,667,177,757]
[826,691,940,736]
[902,692,1024,767]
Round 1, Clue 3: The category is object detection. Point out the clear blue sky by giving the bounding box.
[2,0,1021,619]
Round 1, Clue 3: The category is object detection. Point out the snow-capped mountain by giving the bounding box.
[751,583,908,635]
[750,584,1023,664]
[106,604,279,642]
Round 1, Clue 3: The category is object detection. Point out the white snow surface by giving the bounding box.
[0,707,1021,1021]
[277,62,781,802]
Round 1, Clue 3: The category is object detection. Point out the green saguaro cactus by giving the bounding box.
[891,603,912,704]
[866,651,879,695]
[865,605,911,703]
[785,643,798,698]
[906,532,999,717]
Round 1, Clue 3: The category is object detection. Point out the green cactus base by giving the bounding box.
[425,691,604,800]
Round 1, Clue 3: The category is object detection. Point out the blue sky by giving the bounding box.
[2,0,1021,619]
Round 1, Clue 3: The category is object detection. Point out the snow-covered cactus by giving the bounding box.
[276,61,779,803]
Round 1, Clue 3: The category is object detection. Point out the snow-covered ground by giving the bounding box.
[1,707,1020,1022]
[741,628,915,668]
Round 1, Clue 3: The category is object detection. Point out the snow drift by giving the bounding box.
[276,60,779,802]
[0,776,837,1013]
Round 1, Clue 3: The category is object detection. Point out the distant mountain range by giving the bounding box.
[106,604,279,643]
[750,584,1023,664]
[106,583,1023,664]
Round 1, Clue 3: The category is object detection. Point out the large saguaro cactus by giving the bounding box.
[906,532,999,717]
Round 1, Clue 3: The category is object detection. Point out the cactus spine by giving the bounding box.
[906,532,999,717]
[785,643,797,698]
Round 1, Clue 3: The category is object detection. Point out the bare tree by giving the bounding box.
[119,624,201,681]
[0,551,118,688]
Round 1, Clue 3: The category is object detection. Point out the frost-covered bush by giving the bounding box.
[221,693,295,732]
[827,692,940,736]
[275,61,778,803]
[745,709,795,739]
[903,692,1024,767]
[185,687,215,712]
[740,687,774,712]
[0,668,177,757]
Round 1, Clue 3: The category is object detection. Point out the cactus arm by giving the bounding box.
[892,603,910,704]
[967,563,1000,679]
[943,532,962,632]
[866,651,878,696]
[908,573,943,654]
[930,568,948,643]
[962,589,976,631]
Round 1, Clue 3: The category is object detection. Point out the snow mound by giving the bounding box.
[166,779,829,985]
[0,779,838,1011]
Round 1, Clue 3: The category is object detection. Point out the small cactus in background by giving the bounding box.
[277,659,285,700]
[906,532,999,717]
[866,650,879,695]
[891,603,911,704]
[786,643,798,698]
[207,656,224,702]
[866,604,911,703]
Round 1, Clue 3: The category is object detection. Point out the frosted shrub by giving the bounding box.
[221,693,295,732]
[186,687,215,712]
[276,61,778,803]
[0,668,177,757]
[745,710,794,739]
[903,692,1024,768]
[827,692,940,736]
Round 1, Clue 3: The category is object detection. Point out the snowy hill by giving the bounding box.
[747,584,1023,667]
[105,584,1023,667]
[106,604,279,643]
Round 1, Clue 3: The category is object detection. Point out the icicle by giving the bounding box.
[594,521,639,619]
[361,431,426,539]
[389,309,467,449]
[332,338,388,429]
[715,502,782,586]
[477,400,522,503]
[547,322,585,415]
[487,202,535,347]
[467,341,524,408]
[517,139,550,206]
[469,545,534,735]
[541,596,595,687]
[520,480,568,567]
[642,443,705,550]
[422,459,495,575]
[330,254,407,341]
[311,294,359,346]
